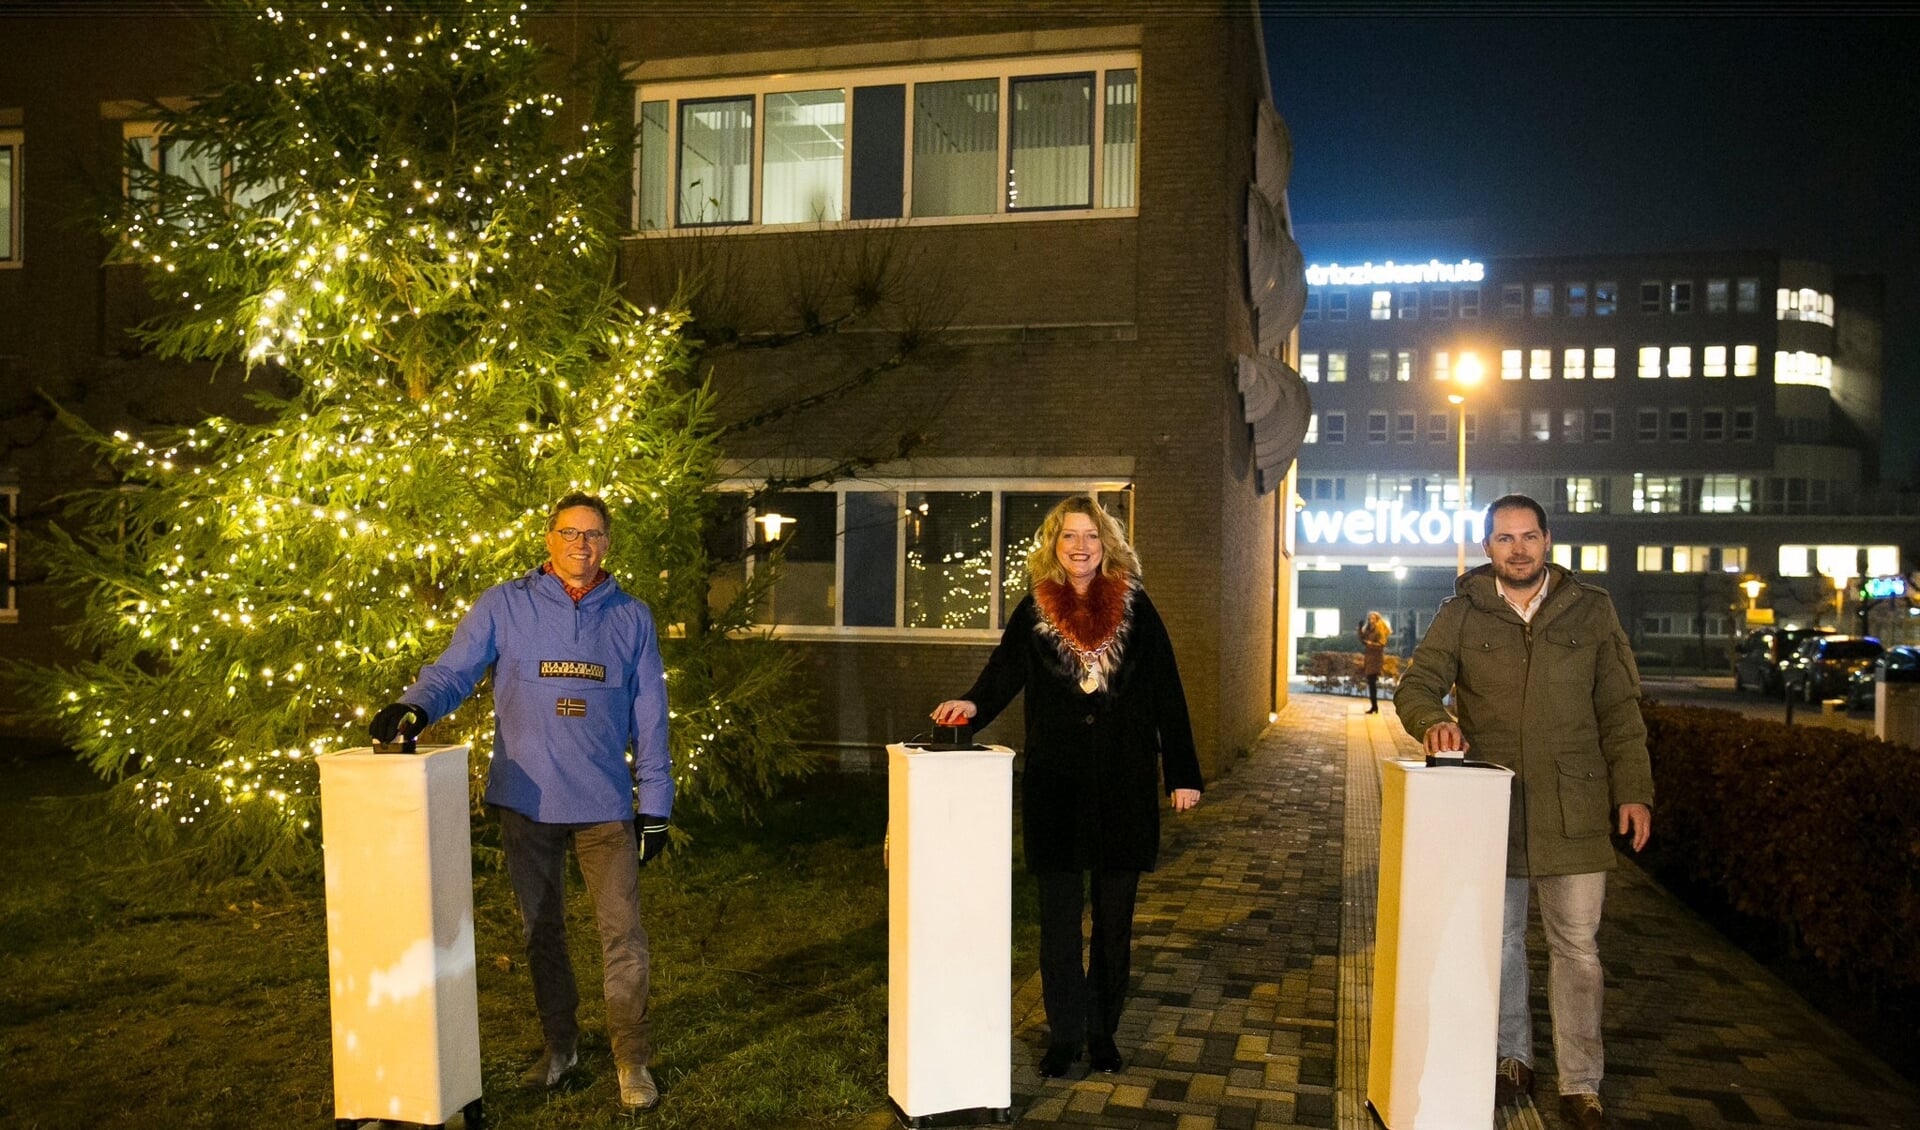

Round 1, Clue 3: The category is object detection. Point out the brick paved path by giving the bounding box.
[988,690,1920,1130]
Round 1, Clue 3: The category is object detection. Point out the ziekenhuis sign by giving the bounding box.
[1304,259,1486,287]
[1298,503,1485,549]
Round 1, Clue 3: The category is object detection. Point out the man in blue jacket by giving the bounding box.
[371,492,674,1112]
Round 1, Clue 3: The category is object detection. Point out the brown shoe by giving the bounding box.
[1559,1091,1605,1130]
[1493,1057,1533,1103]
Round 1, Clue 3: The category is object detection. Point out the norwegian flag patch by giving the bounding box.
[556,697,587,718]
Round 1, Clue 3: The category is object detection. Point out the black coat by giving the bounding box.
[963,584,1202,873]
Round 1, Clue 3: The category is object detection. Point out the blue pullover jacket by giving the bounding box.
[401,565,674,823]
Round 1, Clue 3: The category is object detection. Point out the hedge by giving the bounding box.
[1302,650,1401,696]
[1642,701,1920,991]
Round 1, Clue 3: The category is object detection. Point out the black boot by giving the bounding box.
[1088,1033,1123,1074]
[1038,1041,1082,1079]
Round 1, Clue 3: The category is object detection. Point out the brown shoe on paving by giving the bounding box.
[1559,1091,1605,1130]
[1493,1057,1533,1103]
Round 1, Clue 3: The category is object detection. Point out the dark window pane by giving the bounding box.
[850,85,905,220]
[844,491,899,627]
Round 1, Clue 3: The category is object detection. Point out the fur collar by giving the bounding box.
[1032,572,1138,695]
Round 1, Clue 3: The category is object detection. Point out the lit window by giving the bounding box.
[1395,350,1415,382]
[1591,409,1614,442]
[1580,545,1609,571]
[1500,411,1522,442]
[1594,281,1618,316]
[1564,348,1587,380]
[1397,289,1419,319]
[1701,408,1726,442]
[1529,348,1551,380]
[913,79,999,218]
[1668,281,1693,314]
[1327,292,1349,321]
[1531,283,1553,317]
[679,96,755,225]
[763,88,848,223]
[1700,474,1750,511]
[1433,350,1452,382]
[1638,346,1662,379]
[1299,353,1321,384]
[1501,284,1524,317]
[1369,350,1390,382]
[1776,286,1834,326]
[1732,407,1756,441]
[1733,344,1758,377]
[1562,409,1585,442]
[1667,345,1692,379]
[1636,408,1660,441]
[1706,278,1729,313]
[1530,410,1552,441]
[1295,608,1345,637]
[1007,73,1095,211]
[1593,347,1617,380]
[1324,412,1347,443]
[1367,412,1389,442]
[1566,282,1588,317]
[1667,408,1690,441]
[1633,474,1690,512]
[1501,349,1522,381]
[1431,289,1452,319]
[1640,281,1662,314]
[1702,345,1727,378]
[1637,545,1665,572]
[1326,352,1347,383]
[1101,70,1139,208]
[1372,290,1393,320]
[1304,413,1319,444]
[1458,288,1481,318]
[1395,412,1416,442]
[1775,350,1832,389]
[1556,477,1606,513]
[1735,277,1759,313]
[0,129,18,266]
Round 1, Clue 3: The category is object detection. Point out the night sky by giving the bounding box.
[1263,11,1920,481]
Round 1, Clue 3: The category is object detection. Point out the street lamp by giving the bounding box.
[1448,352,1485,576]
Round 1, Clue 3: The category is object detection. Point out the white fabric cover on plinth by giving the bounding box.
[1368,758,1514,1130]
[887,742,1016,1122]
[318,744,482,1125]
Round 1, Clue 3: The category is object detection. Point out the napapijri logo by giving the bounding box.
[556,698,587,718]
[539,660,607,681]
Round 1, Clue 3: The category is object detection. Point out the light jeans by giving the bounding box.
[1499,872,1607,1096]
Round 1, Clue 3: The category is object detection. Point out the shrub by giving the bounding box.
[1642,701,1920,991]
[1303,651,1400,696]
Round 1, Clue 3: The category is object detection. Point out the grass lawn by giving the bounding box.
[0,749,1039,1129]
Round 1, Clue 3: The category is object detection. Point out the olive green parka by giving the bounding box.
[1394,563,1653,877]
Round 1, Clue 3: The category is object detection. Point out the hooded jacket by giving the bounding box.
[1394,562,1652,877]
[962,574,1202,873]
[401,565,674,824]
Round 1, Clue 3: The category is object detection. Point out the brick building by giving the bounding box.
[0,3,1310,777]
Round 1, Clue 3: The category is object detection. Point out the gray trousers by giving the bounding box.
[497,807,652,1069]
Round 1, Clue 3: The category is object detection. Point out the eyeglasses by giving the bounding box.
[551,528,608,544]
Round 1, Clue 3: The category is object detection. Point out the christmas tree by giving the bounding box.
[21,0,811,875]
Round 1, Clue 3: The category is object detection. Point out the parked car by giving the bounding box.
[1732,626,1835,696]
[1783,636,1882,703]
[1847,644,1920,710]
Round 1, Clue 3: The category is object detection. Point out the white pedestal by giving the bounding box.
[318,744,483,1128]
[1876,682,1920,747]
[886,742,1016,1128]
[1367,758,1514,1130]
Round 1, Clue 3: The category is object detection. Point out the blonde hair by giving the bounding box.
[1024,495,1140,589]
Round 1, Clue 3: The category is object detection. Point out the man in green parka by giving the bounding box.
[1395,494,1653,1130]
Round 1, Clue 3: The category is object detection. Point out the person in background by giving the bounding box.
[932,495,1202,1081]
[370,492,673,1113]
[1393,494,1652,1130]
[1358,610,1391,713]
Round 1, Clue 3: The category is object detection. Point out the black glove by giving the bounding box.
[636,815,670,865]
[370,702,428,743]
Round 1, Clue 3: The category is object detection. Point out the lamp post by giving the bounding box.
[1448,352,1485,576]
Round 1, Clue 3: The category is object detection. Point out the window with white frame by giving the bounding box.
[1778,544,1899,579]
[1327,292,1349,321]
[1395,411,1416,442]
[1371,290,1393,320]
[1300,352,1320,383]
[1458,287,1481,318]
[1775,350,1832,389]
[1668,281,1692,314]
[1304,413,1319,444]
[1430,288,1452,319]
[1636,408,1660,441]
[1735,277,1759,313]
[1529,348,1551,380]
[1528,410,1552,442]
[1733,343,1758,377]
[1395,350,1414,382]
[1302,477,1345,501]
[1501,349,1522,381]
[1701,408,1726,442]
[1531,282,1553,317]
[1555,476,1608,513]
[1706,278,1729,313]
[728,482,1132,635]
[1566,282,1588,316]
[1367,412,1389,443]
[1666,408,1690,441]
[1295,607,1344,638]
[1324,411,1347,443]
[1428,412,1449,442]
[0,129,19,266]
[1592,346,1616,380]
[1433,350,1452,382]
[1732,407,1756,441]
[1325,352,1347,382]
[1368,350,1389,382]
[1591,408,1614,441]
[1500,410,1522,442]
[1501,284,1524,317]
[1776,286,1835,326]
[634,55,1139,230]
[1595,281,1618,316]
[1640,281,1662,314]
[1700,473,1752,512]
[1561,408,1585,442]
[1397,288,1418,319]
[1552,543,1610,572]
[1304,292,1321,322]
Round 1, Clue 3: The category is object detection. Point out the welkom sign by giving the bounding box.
[1297,503,1485,550]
